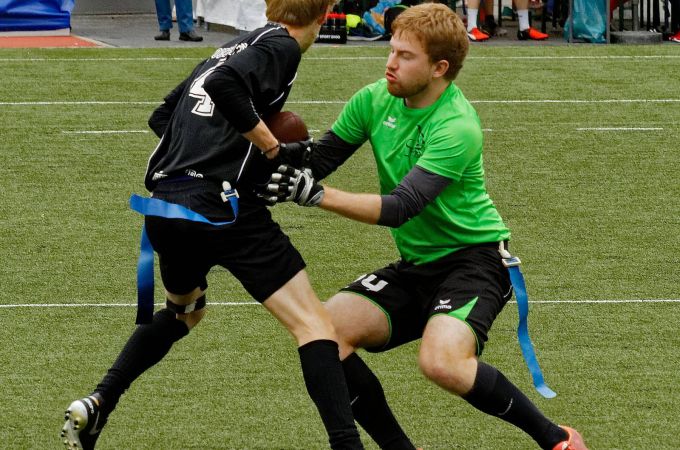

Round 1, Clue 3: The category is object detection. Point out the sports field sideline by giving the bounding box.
[0,42,678,449]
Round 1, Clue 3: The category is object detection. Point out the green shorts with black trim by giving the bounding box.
[340,242,512,355]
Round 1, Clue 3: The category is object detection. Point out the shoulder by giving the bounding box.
[254,26,300,52]
[438,85,482,135]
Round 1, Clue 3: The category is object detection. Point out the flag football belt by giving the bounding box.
[499,241,557,399]
[129,182,239,324]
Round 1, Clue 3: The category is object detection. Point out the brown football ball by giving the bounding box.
[264,111,310,143]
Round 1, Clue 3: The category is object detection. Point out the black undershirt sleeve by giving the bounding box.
[203,65,260,133]
[309,130,363,180]
[148,61,206,138]
[378,166,452,228]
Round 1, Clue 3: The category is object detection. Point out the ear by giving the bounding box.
[432,59,449,79]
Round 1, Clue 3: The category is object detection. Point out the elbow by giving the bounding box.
[378,215,410,228]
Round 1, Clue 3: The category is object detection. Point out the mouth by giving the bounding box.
[385,71,397,83]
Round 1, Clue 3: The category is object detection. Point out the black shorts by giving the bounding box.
[341,242,512,355]
[144,178,305,301]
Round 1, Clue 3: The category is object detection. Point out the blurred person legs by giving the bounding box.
[479,0,499,36]
[515,0,549,40]
[466,0,490,41]
[154,0,203,41]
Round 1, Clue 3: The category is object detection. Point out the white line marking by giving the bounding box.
[0,57,201,62]
[467,55,680,60]
[0,101,157,105]
[576,127,663,131]
[62,130,149,134]
[0,302,259,308]
[308,55,680,61]
[2,55,680,62]
[470,99,680,104]
[286,99,680,105]
[1,299,679,308]
[2,99,680,107]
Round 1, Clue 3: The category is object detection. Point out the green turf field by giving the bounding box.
[1,43,679,449]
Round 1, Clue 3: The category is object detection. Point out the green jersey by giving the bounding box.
[331,79,510,265]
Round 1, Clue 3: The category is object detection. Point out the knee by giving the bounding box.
[418,348,471,395]
[291,309,338,346]
[166,294,207,330]
[176,307,206,330]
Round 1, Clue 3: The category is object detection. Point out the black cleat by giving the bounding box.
[154,30,170,41]
[179,30,203,42]
[61,395,107,450]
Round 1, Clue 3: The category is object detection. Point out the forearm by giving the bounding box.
[319,186,382,225]
[242,120,280,159]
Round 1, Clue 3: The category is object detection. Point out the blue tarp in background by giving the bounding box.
[0,0,75,32]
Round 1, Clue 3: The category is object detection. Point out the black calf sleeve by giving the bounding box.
[342,353,415,450]
[463,361,567,449]
[298,340,363,450]
[95,308,189,413]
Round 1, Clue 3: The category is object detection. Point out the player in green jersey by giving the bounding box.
[260,3,587,450]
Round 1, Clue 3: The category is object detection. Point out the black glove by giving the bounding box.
[258,165,324,207]
[276,139,314,168]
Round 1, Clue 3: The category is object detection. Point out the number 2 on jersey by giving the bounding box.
[188,66,220,117]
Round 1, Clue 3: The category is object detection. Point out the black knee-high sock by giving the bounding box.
[462,361,567,449]
[342,353,415,450]
[298,340,364,450]
[94,309,189,413]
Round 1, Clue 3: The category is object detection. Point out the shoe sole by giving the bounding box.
[61,401,88,449]
[518,35,548,41]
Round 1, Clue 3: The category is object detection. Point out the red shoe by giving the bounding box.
[517,26,549,40]
[467,27,490,41]
[551,426,588,450]
[670,31,680,43]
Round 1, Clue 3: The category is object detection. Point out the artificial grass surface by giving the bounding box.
[1,43,678,448]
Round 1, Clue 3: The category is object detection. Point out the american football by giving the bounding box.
[264,111,310,143]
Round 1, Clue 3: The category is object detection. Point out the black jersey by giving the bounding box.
[144,24,300,194]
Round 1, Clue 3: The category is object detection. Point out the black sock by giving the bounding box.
[298,340,363,450]
[462,362,568,450]
[94,308,189,414]
[342,353,415,450]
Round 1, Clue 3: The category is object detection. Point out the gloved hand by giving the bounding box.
[277,139,314,168]
[258,165,324,207]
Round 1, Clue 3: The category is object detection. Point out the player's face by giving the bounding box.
[385,32,434,100]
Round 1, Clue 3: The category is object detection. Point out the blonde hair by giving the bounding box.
[391,3,469,80]
[266,0,335,27]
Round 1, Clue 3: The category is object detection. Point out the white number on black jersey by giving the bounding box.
[188,61,225,117]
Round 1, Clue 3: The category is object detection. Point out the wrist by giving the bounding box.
[262,142,279,155]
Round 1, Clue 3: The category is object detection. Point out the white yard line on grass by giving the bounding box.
[62,130,149,134]
[576,127,663,131]
[2,55,680,62]
[2,99,680,106]
[0,101,157,105]
[1,299,679,308]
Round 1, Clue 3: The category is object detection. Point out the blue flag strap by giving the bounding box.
[129,184,239,324]
[500,243,557,399]
[135,226,155,324]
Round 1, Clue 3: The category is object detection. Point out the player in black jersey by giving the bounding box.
[61,1,364,449]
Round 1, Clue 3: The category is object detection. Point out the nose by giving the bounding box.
[386,52,397,72]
